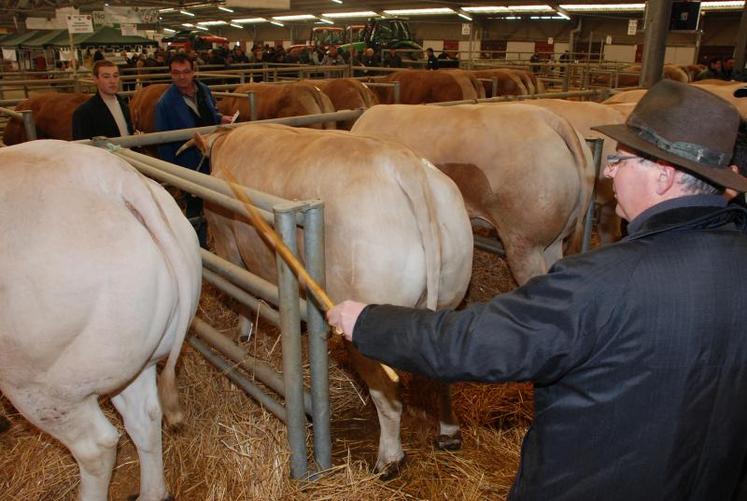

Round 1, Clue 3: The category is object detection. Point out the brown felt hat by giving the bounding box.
[593,79,747,191]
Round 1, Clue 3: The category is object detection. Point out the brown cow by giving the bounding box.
[217,82,336,129]
[3,92,90,145]
[372,69,483,104]
[128,83,169,133]
[189,124,473,476]
[471,68,528,97]
[353,103,594,285]
[305,78,378,129]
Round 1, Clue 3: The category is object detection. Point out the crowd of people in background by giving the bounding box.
[695,56,740,81]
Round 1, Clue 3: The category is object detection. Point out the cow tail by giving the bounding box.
[544,110,594,254]
[121,171,200,427]
[394,158,442,310]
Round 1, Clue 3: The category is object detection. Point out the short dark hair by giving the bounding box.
[168,53,194,70]
[93,59,117,77]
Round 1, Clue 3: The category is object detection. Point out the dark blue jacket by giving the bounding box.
[154,80,221,171]
[353,197,747,501]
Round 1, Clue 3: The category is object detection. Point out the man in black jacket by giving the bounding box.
[72,60,133,140]
[328,80,747,500]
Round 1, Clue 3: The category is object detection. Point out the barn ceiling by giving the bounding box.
[0,0,742,31]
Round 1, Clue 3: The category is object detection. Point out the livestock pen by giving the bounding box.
[0,96,605,500]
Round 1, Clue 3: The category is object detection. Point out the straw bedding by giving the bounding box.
[0,241,535,500]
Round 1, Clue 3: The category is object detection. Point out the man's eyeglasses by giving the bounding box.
[606,153,641,166]
[170,69,193,76]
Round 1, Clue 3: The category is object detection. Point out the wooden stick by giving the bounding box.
[224,172,400,384]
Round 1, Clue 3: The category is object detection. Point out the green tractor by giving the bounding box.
[288,18,423,62]
[339,18,423,61]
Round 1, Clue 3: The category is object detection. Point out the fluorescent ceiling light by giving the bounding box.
[331,0,343,3]
[198,20,228,25]
[195,25,209,31]
[463,5,553,13]
[159,8,175,13]
[318,18,335,24]
[505,16,521,19]
[273,14,317,21]
[322,10,377,18]
[182,23,195,27]
[218,6,235,13]
[701,0,744,10]
[232,17,268,23]
[229,23,243,28]
[560,3,645,12]
[163,28,176,32]
[270,21,285,26]
[458,12,473,21]
[383,7,455,15]
[180,10,195,17]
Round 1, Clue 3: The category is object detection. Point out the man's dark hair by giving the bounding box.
[168,53,194,70]
[92,59,117,77]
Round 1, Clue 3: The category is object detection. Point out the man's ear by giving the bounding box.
[655,163,677,195]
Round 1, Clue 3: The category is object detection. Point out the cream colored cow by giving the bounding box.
[187,124,473,475]
[352,103,594,285]
[0,141,202,501]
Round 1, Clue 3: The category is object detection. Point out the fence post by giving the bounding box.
[393,80,401,104]
[247,91,257,121]
[582,138,604,253]
[303,201,332,471]
[21,110,36,141]
[274,204,309,480]
[491,77,498,98]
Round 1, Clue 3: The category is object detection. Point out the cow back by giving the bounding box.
[129,83,169,133]
[3,92,90,145]
[311,78,379,129]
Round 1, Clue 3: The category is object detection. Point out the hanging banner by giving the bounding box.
[226,0,290,8]
[104,6,159,24]
[627,19,638,36]
[547,37,554,45]
[461,23,471,36]
[67,15,94,34]
[121,23,138,36]
[2,48,17,61]
[26,17,66,29]
[606,35,613,44]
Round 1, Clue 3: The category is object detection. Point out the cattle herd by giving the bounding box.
[1,66,746,500]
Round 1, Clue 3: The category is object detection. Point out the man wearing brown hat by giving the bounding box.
[327,80,747,500]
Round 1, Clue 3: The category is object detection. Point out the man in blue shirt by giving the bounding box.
[155,53,231,246]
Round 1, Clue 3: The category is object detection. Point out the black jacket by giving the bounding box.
[353,198,747,501]
[72,92,133,140]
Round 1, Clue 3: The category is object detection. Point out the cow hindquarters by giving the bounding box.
[111,364,170,501]
[348,347,405,477]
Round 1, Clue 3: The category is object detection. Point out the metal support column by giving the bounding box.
[303,202,331,471]
[639,0,674,88]
[734,3,747,74]
[275,204,308,479]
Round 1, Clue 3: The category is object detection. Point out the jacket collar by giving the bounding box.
[626,197,747,240]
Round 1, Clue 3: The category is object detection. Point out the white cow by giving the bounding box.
[0,141,202,501]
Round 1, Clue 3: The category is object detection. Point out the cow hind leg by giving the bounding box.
[348,347,405,478]
[112,364,170,501]
[503,238,548,286]
[434,383,461,451]
[12,393,119,501]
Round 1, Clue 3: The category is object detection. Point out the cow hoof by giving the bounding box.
[375,454,406,481]
[435,431,462,451]
[0,415,10,433]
